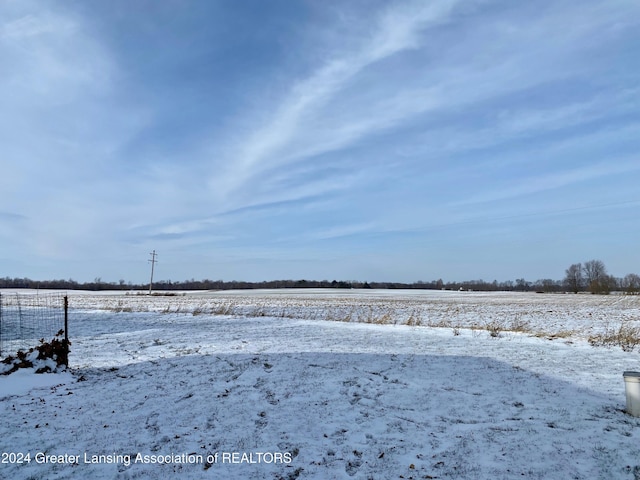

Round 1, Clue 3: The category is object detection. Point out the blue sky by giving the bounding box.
[1,0,639,284]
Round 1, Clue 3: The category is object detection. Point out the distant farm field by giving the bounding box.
[64,288,640,340]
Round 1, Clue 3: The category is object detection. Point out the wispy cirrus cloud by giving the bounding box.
[204,0,640,216]
[161,0,640,273]
[208,1,461,203]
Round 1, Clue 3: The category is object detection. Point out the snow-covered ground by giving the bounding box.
[1,290,639,479]
[62,289,640,339]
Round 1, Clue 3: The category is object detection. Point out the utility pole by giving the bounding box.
[148,250,157,295]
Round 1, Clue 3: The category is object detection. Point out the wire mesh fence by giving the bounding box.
[0,292,68,363]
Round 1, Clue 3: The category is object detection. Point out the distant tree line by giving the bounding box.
[563,259,640,295]
[1,259,638,294]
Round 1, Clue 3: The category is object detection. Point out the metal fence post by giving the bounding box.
[64,295,69,367]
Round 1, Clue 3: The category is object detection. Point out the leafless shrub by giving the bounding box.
[508,315,532,333]
[485,321,503,338]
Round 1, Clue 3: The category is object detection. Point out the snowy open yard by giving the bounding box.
[1,290,640,479]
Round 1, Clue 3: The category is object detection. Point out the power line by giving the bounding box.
[148,250,157,295]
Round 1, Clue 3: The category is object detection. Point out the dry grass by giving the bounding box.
[588,321,640,352]
[485,321,503,338]
[507,316,533,333]
[403,309,422,326]
[534,330,576,341]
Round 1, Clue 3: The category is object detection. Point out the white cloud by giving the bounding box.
[208,1,461,203]
[0,6,112,102]
[207,0,640,215]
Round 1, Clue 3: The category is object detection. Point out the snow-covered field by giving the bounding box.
[1,290,639,479]
[58,288,640,338]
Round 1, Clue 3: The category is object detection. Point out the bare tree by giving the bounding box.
[621,273,640,294]
[515,278,530,291]
[583,259,608,294]
[564,263,583,293]
[604,275,618,294]
[541,279,559,293]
